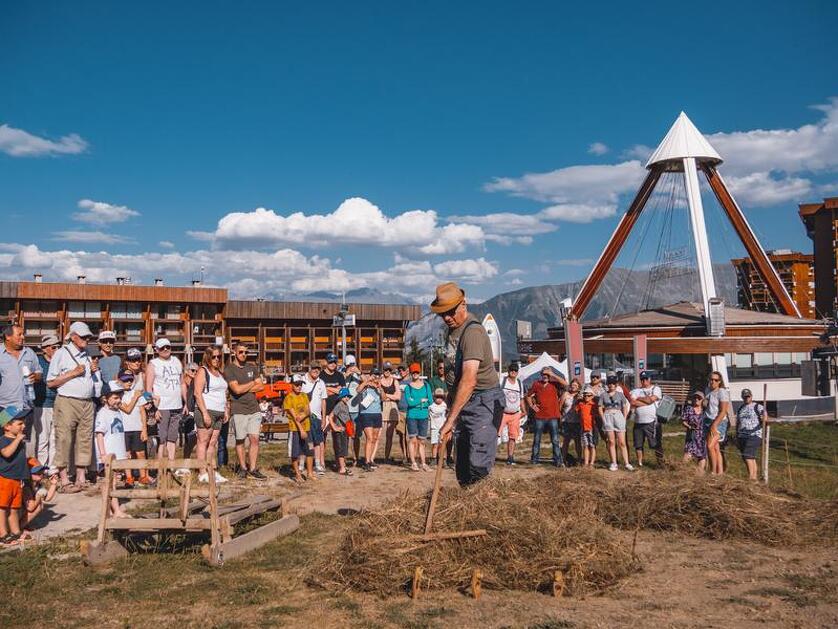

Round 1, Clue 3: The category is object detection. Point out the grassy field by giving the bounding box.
[0,421,835,628]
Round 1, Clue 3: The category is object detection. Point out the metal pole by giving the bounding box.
[761,383,769,484]
[341,322,347,363]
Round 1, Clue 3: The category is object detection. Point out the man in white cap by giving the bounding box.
[145,338,185,463]
[32,333,62,477]
[96,330,121,384]
[46,321,97,492]
[433,282,504,486]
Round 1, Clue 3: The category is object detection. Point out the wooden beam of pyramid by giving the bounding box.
[701,164,801,318]
[568,166,662,319]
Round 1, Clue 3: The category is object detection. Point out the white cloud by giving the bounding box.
[207,197,485,255]
[724,172,813,206]
[158,240,175,249]
[52,231,135,245]
[554,258,595,266]
[538,203,617,223]
[0,124,88,157]
[484,160,645,206]
[449,212,557,237]
[622,144,652,161]
[72,199,140,224]
[432,257,499,283]
[588,142,609,155]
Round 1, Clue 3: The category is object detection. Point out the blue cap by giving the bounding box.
[639,370,651,380]
[0,406,27,427]
[325,352,339,363]
[338,387,351,398]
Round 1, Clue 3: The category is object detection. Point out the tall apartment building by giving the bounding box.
[0,278,420,373]
[799,197,838,319]
[731,250,816,319]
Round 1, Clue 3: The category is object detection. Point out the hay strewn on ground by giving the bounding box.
[313,468,837,597]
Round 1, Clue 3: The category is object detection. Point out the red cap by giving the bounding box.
[409,362,421,374]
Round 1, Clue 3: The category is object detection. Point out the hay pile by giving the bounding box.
[314,468,835,597]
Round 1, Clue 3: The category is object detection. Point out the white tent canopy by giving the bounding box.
[504,352,593,383]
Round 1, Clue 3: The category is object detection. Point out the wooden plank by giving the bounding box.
[204,514,300,567]
[16,281,227,304]
[396,529,487,543]
[179,473,193,523]
[105,518,213,531]
[110,487,214,499]
[224,499,281,526]
[214,494,274,516]
[96,454,115,543]
[159,499,206,518]
[111,458,207,470]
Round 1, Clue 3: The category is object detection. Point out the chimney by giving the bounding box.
[192,279,202,287]
[77,275,86,285]
[116,277,125,285]
[154,278,164,286]
[33,273,43,283]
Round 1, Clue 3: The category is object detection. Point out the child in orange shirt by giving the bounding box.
[575,387,601,467]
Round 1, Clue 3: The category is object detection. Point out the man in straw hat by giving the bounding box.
[432,282,504,486]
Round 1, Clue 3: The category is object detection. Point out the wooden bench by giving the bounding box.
[656,379,692,404]
[260,421,291,442]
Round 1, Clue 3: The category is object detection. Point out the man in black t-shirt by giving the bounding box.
[319,352,347,416]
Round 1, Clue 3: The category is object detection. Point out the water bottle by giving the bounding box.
[21,365,35,404]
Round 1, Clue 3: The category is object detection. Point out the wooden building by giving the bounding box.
[799,196,838,319]
[1,279,420,372]
[731,250,815,319]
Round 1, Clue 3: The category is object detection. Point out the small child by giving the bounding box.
[576,387,600,468]
[21,458,54,535]
[428,389,448,465]
[95,382,130,518]
[117,369,153,486]
[328,388,353,476]
[0,406,29,546]
[283,378,314,483]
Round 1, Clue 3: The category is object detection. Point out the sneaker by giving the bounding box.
[315,467,325,476]
[369,462,379,470]
[421,464,431,472]
[248,469,267,480]
[198,472,209,483]
[214,471,228,484]
[624,463,635,471]
[174,467,191,477]
[236,468,247,480]
[506,458,516,466]
[410,463,420,472]
[609,463,619,472]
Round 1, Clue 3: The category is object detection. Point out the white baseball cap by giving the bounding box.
[68,321,93,338]
[98,330,116,341]
[344,354,357,366]
[154,338,172,350]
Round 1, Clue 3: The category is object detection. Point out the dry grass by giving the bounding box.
[315,467,837,598]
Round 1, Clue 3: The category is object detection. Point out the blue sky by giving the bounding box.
[1,1,837,302]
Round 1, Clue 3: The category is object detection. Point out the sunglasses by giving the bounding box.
[236,349,247,355]
[439,302,461,318]
[159,346,171,351]
[709,377,721,382]
[100,340,114,344]
[119,376,135,383]
[211,354,221,359]
[127,357,141,362]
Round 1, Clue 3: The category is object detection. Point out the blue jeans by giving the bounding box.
[531,418,563,466]
[217,421,229,467]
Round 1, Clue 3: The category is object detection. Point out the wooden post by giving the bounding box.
[97,454,115,543]
[179,472,193,523]
[761,384,769,484]
[157,455,167,517]
[411,566,423,599]
[552,571,565,598]
[424,434,447,534]
[471,569,482,600]
[783,439,793,489]
[207,460,221,550]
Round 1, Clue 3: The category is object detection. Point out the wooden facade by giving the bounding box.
[799,197,838,319]
[731,251,815,319]
[1,281,420,372]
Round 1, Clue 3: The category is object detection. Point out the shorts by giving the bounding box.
[582,431,596,448]
[124,430,145,452]
[500,411,522,440]
[358,413,383,431]
[0,476,23,509]
[309,414,325,445]
[633,422,661,451]
[232,412,262,440]
[196,409,224,431]
[602,409,626,433]
[332,430,349,458]
[430,423,444,445]
[291,431,314,459]
[704,417,729,443]
[396,411,407,435]
[158,408,183,444]
[737,435,761,460]
[407,417,429,439]
[562,422,581,440]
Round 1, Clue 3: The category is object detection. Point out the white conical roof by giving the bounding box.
[646,112,723,169]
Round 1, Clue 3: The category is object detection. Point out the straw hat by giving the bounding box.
[430,281,465,314]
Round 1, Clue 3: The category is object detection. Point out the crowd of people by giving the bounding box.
[0,280,767,546]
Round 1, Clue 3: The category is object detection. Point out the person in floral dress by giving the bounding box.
[682,391,707,471]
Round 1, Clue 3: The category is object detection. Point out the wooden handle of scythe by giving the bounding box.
[423,433,449,534]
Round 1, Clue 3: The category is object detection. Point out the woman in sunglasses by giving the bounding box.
[193,346,229,483]
[703,371,730,475]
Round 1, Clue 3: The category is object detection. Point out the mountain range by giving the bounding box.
[407,265,738,360]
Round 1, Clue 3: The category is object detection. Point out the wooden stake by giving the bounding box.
[97,454,115,544]
[761,384,769,484]
[397,529,487,543]
[763,423,771,486]
[424,433,448,534]
[411,566,423,599]
[471,568,482,599]
[207,460,220,550]
[552,571,565,598]
[784,439,793,489]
